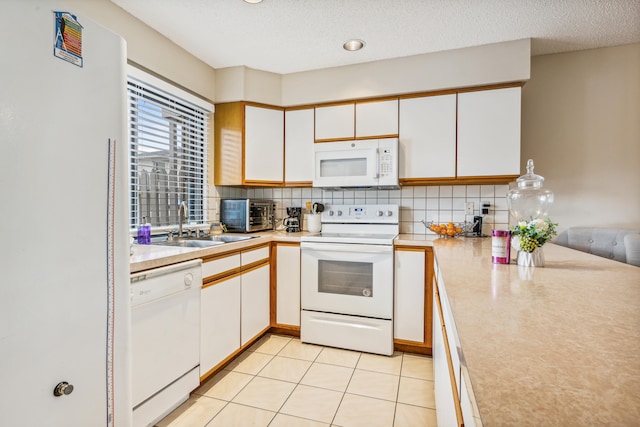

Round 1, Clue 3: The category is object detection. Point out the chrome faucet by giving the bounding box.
[178,201,189,238]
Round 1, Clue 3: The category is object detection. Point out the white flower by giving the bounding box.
[511,235,521,251]
[518,220,528,228]
[533,218,548,231]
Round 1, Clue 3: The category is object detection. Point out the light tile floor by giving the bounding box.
[156,334,437,427]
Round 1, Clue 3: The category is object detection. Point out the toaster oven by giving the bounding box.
[220,199,275,232]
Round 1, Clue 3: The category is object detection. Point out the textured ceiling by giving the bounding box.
[110,0,640,74]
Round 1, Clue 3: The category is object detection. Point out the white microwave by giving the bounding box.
[312,138,399,190]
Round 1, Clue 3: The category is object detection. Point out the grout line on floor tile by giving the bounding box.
[163,344,435,427]
[327,353,363,426]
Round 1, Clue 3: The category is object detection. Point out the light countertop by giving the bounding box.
[130,232,640,424]
[432,237,640,426]
[130,231,309,273]
[130,232,436,272]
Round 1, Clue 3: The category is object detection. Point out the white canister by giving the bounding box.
[307,214,322,233]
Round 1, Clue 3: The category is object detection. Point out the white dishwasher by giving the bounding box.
[131,259,202,427]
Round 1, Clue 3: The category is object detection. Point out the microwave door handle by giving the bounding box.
[373,148,380,179]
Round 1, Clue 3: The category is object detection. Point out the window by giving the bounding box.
[126,67,212,231]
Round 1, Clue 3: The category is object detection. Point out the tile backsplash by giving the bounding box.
[208,185,510,235]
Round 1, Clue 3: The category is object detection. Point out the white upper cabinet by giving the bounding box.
[399,95,457,179]
[284,108,315,183]
[244,105,285,182]
[457,87,521,177]
[356,99,399,138]
[315,100,399,141]
[315,103,354,140]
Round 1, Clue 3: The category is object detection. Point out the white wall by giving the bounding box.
[282,39,531,105]
[62,0,216,101]
[522,43,640,233]
[215,66,283,104]
[213,39,531,105]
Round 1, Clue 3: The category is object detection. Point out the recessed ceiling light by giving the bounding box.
[244,0,263,3]
[343,39,365,51]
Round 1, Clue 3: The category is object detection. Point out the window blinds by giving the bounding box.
[127,75,209,230]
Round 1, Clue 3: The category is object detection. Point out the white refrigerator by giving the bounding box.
[0,2,131,426]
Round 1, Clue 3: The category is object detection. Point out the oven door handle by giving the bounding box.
[301,242,392,254]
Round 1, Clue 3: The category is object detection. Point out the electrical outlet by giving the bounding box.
[465,202,474,215]
[482,201,490,215]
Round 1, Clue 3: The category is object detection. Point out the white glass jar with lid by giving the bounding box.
[507,159,554,222]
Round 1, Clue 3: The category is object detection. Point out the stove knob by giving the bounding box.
[328,210,334,216]
[376,210,383,217]
[337,210,343,216]
[386,210,393,217]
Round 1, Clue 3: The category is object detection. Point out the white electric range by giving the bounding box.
[300,204,399,355]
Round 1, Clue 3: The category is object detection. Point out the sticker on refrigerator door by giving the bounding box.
[53,11,83,67]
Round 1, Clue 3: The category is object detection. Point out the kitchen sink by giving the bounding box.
[195,235,256,243]
[152,239,225,248]
[152,234,256,248]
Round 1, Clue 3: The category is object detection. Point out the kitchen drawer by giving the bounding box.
[202,253,241,279]
[241,246,270,265]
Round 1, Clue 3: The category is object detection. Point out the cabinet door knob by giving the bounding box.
[53,381,74,397]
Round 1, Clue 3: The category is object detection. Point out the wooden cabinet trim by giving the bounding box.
[400,175,519,186]
[242,180,284,187]
[282,181,312,187]
[355,96,399,105]
[285,105,314,112]
[435,278,465,427]
[314,100,356,109]
[199,325,269,384]
[273,241,300,248]
[201,243,270,283]
[243,242,271,252]
[399,89,458,99]
[271,242,301,329]
[425,247,434,350]
[455,81,524,94]
[242,259,269,274]
[245,101,284,111]
[214,102,244,186]
[354,134,398,140]
[394,245,428,252]
[202,250,242,263]
[201,242,270,263]
[285,82,525,112]
[394,246,433,353]
[203,269,243,288]
[270,243,278,326]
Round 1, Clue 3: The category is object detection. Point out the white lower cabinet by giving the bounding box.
[199,245,271,379]
[275,243,301,327]
[200,276,241,377]
[433,260,477,427]
[241,264,271,346]
[433,288,459,427]
[394,249,426,342]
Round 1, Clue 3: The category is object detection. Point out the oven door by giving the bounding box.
[301,241,393,319]
[248,202,273,231]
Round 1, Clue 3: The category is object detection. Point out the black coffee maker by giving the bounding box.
[284,207,302,233]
